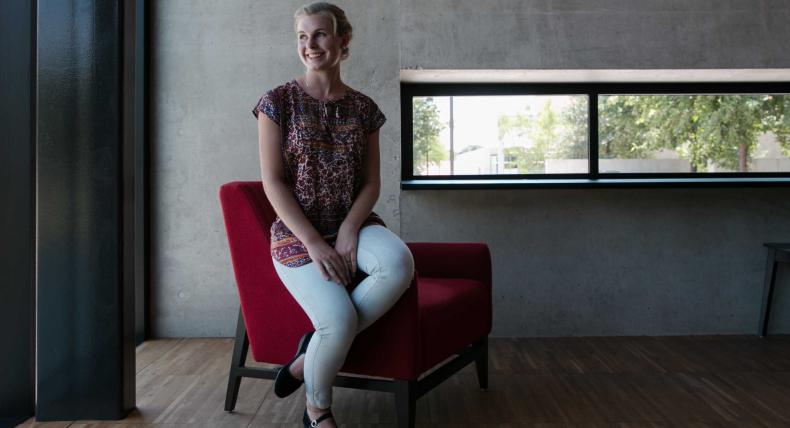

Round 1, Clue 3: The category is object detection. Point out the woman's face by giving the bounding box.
[296,14,346,71]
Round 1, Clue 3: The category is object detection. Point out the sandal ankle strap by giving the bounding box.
[309,410,333,427]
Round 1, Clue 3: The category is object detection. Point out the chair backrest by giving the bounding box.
[218,181,311,363]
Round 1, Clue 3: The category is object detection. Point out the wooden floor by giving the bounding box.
[17,335,790,427]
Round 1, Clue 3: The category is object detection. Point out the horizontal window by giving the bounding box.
[401,82,790,188]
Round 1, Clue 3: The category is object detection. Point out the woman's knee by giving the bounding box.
[358,225,415,286]
[315,301,358,337]
[379,245,415,287]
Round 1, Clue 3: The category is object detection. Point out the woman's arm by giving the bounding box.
[258,114,351,285]
[334,130,381,275]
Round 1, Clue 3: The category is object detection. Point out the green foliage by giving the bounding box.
[558,97,589,159]
[598,95,657,159]
[497,110,532,141]
[412,97,447,174]
[497,106,538,173]
[762,94,790,157]
[532,100,559,159]
[598,94,790,172]
[497,99,586,173]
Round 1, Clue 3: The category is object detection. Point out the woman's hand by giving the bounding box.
[334,223,359,277]
[305,239,351,286]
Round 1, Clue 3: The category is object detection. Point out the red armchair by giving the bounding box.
[219,181,492,427]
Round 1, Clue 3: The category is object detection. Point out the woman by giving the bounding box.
[252,3,415,427]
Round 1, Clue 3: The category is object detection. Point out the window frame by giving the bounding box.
[401,81,790,189]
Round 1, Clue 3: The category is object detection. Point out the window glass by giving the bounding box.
[412,95,589,176]
[598,94,790,173]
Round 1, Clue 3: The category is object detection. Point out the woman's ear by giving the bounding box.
[341,36,350,58]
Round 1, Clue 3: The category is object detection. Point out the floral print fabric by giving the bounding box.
[252,79,387,267]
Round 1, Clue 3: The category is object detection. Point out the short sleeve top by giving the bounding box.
[252,79,387,268]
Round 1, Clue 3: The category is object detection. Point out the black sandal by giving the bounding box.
[273,330,314,398]
[303,407,334,427]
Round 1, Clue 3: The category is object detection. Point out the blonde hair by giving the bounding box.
[294,2,353,59]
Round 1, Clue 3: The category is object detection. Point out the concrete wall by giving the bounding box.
[400,0,790,69]
[152,0,790,337]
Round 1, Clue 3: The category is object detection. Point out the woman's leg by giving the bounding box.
[269,225,414,409]
[351,225,415,334]
[272,258,358,410]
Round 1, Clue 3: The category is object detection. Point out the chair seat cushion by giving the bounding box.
[417,277,489,373]
[340,275,489,380]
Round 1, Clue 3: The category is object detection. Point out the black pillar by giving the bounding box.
[36,0,142,420]
[131,0,151,348]
[0,0,36,426]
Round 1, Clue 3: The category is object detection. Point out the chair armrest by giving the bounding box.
[406,242,493,369]
[406,242,491,284]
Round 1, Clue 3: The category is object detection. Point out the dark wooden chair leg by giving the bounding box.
[225,307,249,411]
[759,249,778,337]
[474,336,489,391]
[394,379,416,428]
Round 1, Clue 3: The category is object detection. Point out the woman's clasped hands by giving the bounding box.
[306,224,358,286]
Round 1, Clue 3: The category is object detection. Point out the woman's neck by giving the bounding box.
[301,69,346,100]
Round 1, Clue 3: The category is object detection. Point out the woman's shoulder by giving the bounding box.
[346,86,373,102]
[344,88,386,131]
[345,87,382,111]
[262,79,298,99]
[253,80,299,121]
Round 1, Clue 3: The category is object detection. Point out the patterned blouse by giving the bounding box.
[252,79,387,268]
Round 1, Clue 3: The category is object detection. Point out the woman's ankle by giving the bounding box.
[306,402,330,413]
[288,354,305,379]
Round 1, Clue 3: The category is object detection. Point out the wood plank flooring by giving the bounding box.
[17,335,790,427]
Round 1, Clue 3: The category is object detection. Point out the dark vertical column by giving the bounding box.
[123,0,141,409]
[0,0,36,426]
[36,0,136,420]
[133,0,150,347]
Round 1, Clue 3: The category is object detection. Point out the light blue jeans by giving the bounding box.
[272,224,415,409]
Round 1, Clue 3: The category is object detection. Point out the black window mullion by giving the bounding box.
[400,84,414,182]
[589,92,598,179]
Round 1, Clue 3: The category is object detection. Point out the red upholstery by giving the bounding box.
[219,181,492,380]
